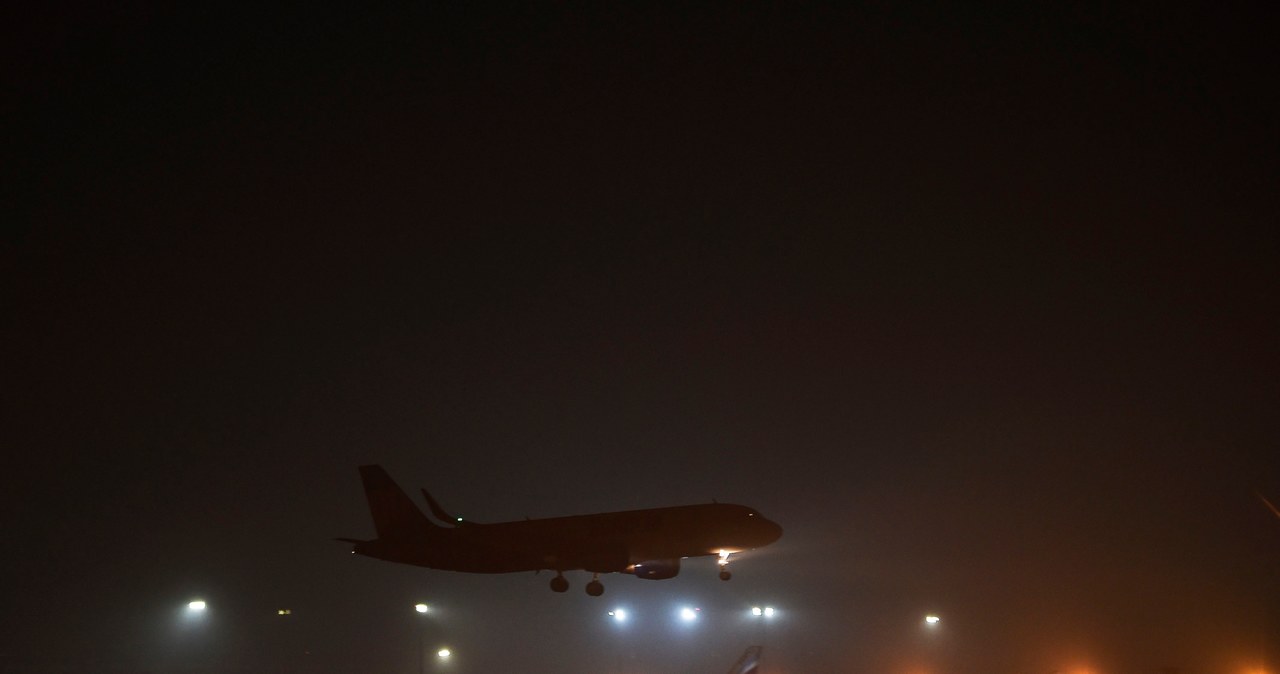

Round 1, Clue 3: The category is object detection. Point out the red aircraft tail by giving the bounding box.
[358,465,439,540]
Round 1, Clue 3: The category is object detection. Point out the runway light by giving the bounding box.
[277,609,291,616]
[437,648,451,658]
[187,600,206,612]
[414,603,429,613]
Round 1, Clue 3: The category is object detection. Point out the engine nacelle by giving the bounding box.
[630,558,680,580]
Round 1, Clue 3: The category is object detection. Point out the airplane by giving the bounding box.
[339,465,783,596]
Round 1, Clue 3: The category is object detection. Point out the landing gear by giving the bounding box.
[718,550,733,581]
[550,573,569,593]
[585,574,604,597]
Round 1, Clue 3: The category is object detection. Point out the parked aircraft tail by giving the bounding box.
[726,645,762,674]
[1259,491,1280,522]
[359,465,438,540]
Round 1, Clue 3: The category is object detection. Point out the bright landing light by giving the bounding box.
[680,607,699,622]
[414,603,429,613]
[609,609,627,622]
[437,648,451,659]
[925,615,940,625]
[187,600,206,611]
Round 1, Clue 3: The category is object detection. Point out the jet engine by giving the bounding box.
[630,558,680,580]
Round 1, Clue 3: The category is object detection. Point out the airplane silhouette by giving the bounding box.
[340,465,783,595]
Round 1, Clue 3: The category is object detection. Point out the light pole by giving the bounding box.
[414,603,429,674]
[182,599,209,628]
[607,608,628,673]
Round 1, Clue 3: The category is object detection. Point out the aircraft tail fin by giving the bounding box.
[725,646,763,674]
[359,465,438,540]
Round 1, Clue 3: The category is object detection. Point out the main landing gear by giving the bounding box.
[548,572,607,596]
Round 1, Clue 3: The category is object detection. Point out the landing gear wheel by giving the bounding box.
[719,569,732,581]
[550,574,569,593]
[585,579,605,596]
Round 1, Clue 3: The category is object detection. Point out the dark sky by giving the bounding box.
[4,3,1278,673]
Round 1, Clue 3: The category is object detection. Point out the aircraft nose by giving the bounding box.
[760,517,783,544]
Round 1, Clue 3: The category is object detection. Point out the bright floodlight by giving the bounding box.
[414,603,429,613]
[764,606,776,617]
[751,606,763,616]
[680,607,698,622]
[609,609,627,622]
[437,648,451,658]
[187,600,206,611]
[925,615,941,625]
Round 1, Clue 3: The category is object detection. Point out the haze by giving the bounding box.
[5,4,1277,673]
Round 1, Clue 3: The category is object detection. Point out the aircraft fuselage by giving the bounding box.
[355,501,780,574]
[344,465,783,593]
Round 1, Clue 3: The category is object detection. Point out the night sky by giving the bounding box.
[5,3,1278,673]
